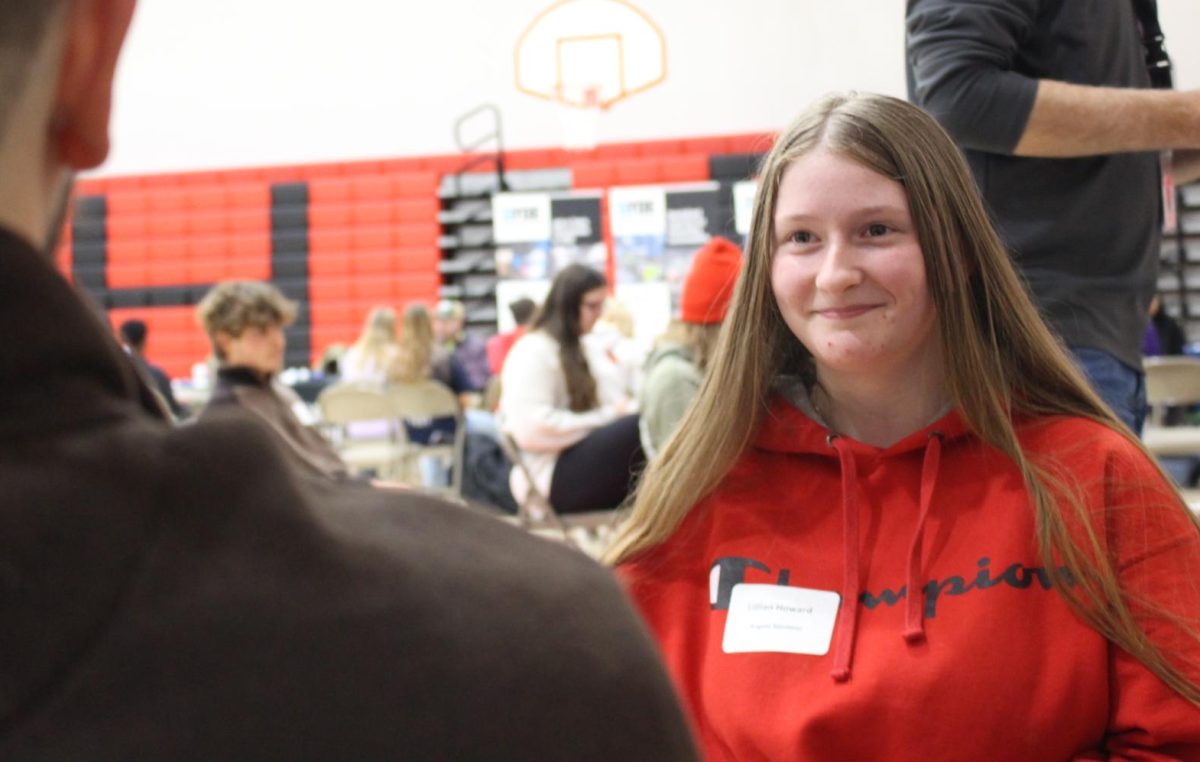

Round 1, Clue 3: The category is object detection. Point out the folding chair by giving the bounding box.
[1141,357,1200,510]
[316,382,406,481]
[499,432,622,558]
[388,379,465,497]
[1142,357,1200,457]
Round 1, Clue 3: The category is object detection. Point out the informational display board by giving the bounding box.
[610,181,736,301]
[491,190,606,280]
[493,183,749,367]
[491,190,607,340]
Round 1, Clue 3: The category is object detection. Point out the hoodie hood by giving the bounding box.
[756,377,971,457]
[643,342,695,375]
[754,381,972,681]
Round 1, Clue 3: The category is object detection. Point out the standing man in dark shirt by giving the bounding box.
[0,1,697,759]
[118,318,183,417]
[906,0,1200,433]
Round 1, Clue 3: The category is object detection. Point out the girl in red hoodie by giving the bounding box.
[609,93,1200,760]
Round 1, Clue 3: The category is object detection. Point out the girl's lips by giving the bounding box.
[815,304,880,319]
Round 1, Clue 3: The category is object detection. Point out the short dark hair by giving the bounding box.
[119,318,148,350]
[509,297,536,326]
[0,2,67,139]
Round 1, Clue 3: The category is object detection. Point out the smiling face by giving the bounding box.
[770,149,941,387]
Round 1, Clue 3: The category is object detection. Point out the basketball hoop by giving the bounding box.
[515,0,667,151]
[557,84,603,151]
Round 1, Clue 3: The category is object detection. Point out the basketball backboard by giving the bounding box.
[514,0,667,110]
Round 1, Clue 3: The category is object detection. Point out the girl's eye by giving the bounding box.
[789,230,814,244]
[865,223,890,237]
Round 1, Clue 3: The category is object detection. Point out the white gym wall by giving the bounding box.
[99,0,1200,176]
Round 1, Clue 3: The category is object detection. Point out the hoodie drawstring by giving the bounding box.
[829,436,860,683]
[904,432,943,643]
[828,431,945,683]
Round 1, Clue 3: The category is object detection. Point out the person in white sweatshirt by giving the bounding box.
[500,264,642,513]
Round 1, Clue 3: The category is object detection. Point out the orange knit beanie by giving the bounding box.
[680,236,742,324]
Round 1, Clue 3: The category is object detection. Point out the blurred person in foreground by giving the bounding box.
[0,2,697,759]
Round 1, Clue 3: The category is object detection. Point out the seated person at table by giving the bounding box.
[197,280,352,482]
[434,299,490,393]
[500,264,642,513]
[340,306,402,385]
[639,236,741,458]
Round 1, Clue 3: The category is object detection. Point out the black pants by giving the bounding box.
[549,414,645,514]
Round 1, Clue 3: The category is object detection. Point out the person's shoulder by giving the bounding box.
[513,330,556,350]
[158,413,636,652]
[504,331,557,366]
[1018,413,1163,481]
[78,417,698,758]
[458,332,487,352]
[164,411,625,604]
[1019,414,1132,453]
[645,346,699,380]
[144,360,170,383]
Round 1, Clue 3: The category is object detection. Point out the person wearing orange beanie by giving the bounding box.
[639,237,743,457]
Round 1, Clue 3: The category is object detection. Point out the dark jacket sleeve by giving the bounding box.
[906,0,1041,154]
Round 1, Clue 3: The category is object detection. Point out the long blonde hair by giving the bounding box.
[343,306,399,379]
[606,92,1200,704]
[654,320,722,372]
[392,304,434,382]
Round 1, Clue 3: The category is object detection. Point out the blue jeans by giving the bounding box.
[1070,347,1146,435]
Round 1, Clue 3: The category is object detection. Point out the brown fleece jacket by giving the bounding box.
[0,226,698,761]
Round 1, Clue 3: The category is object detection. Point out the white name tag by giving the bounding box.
[722,584,841,655]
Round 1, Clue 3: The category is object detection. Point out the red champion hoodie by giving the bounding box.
[622,395,1200,761]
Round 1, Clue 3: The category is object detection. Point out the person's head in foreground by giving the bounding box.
[609,91,1200,733]
[197,280,296,377]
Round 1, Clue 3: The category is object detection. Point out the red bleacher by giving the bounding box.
[108,305,208,380]
[71,130,773,375]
